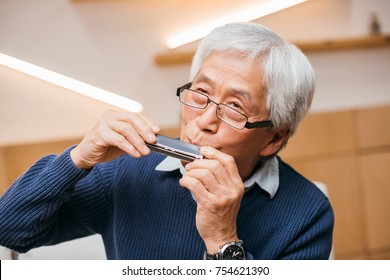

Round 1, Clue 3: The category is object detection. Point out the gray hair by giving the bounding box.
[190,22,315,136]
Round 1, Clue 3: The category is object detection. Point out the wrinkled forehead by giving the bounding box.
[192,51,267,112]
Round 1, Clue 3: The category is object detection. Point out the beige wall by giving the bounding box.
[1,0,390,146]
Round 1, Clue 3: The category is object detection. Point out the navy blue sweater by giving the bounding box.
[0,147,334,259]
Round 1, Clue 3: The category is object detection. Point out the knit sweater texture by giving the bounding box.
[0,147,334,259]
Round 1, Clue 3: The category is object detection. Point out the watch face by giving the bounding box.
[221,244,245,260]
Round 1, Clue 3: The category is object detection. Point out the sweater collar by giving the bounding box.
[155,156,279,198]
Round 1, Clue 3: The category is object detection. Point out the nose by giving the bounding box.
[194,102,220,133]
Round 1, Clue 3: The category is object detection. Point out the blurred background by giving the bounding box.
[0,0,389,260]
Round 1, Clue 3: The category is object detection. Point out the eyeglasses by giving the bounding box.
[176,83,274,130]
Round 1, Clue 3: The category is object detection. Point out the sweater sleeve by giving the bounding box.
[0,146,112,253]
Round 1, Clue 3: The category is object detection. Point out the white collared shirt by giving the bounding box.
[155,156,279,198]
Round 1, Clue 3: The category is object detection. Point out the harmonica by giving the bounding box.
[146,135,202,162]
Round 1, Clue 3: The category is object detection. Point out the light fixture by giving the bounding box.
[166,0,308,49]
[0,53,143,112]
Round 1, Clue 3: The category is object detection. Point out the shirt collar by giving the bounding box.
[155,156,279,198]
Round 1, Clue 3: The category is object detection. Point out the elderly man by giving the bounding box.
[0,22,333,260]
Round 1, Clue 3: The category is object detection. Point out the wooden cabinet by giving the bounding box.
[359,152,390,253]
[354,106,390,149]
[0,139,80,194]
[0,148,8,195]
[280,105,390,259]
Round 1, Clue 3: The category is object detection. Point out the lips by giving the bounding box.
[184,127,218,149]
[187,136,222,151]
[183,135,203,147]
[187,137,201,147]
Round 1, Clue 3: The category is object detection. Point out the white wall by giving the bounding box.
[0,0,389,145]
[308,48,390,113]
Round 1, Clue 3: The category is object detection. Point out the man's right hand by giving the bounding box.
[70,110,160,169]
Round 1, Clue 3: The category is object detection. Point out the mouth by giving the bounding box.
[185,136,222,151]
[185,137,200,147]
[182,127,218,149]
[181,123,205,147]
[181,135,202,148]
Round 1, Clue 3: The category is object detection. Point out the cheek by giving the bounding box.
[180,111,189,132]
[221,131,267,155]
[180,107,198,137]
[182,106,198,120]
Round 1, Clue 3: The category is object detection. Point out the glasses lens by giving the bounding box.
[217,104,247,129]
[180,89,208,108]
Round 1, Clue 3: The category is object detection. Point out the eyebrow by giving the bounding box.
[193,74,212,86]
[194,73,254,103]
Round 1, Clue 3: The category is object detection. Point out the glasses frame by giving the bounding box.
[176,82,274,130]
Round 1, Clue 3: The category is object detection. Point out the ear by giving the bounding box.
[258,129,290,158]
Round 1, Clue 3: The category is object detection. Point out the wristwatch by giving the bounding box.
[204,240,246,260]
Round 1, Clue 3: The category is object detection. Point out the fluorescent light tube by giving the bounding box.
[0,53,143,112]
[167,0,308,49]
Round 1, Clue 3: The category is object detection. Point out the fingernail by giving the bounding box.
[148,133,156,142]
[133,151,141,158]
[152,125,160,133]
[144,146,150,154]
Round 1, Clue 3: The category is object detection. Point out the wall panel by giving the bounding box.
[0,148,8,194]
[281,110,356,160]
[358,152,390,252]
[354,106,390,149]
[2,139,81,192]
[280,105,390,259]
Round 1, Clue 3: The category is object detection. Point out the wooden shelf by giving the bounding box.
[296,34,390,52]
[154,34,390,66]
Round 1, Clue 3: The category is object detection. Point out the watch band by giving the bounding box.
[204,240,245,260]
[204,251,217,260]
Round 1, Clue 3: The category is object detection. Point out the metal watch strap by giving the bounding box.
[204,240,245,260]
[204,251,217,260]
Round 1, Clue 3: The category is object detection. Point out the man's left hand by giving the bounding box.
[179,146,245,254]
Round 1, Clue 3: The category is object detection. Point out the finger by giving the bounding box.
[187,150,244,198]
[179,175,213,204]
[107,119,151,156]
[102,110,159,155]
[113,111,160,144]
[184,168,221,193]
[102,125,142,158]
[143,115,161,134]
[199,146,241,178]
[186,158,231,187]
